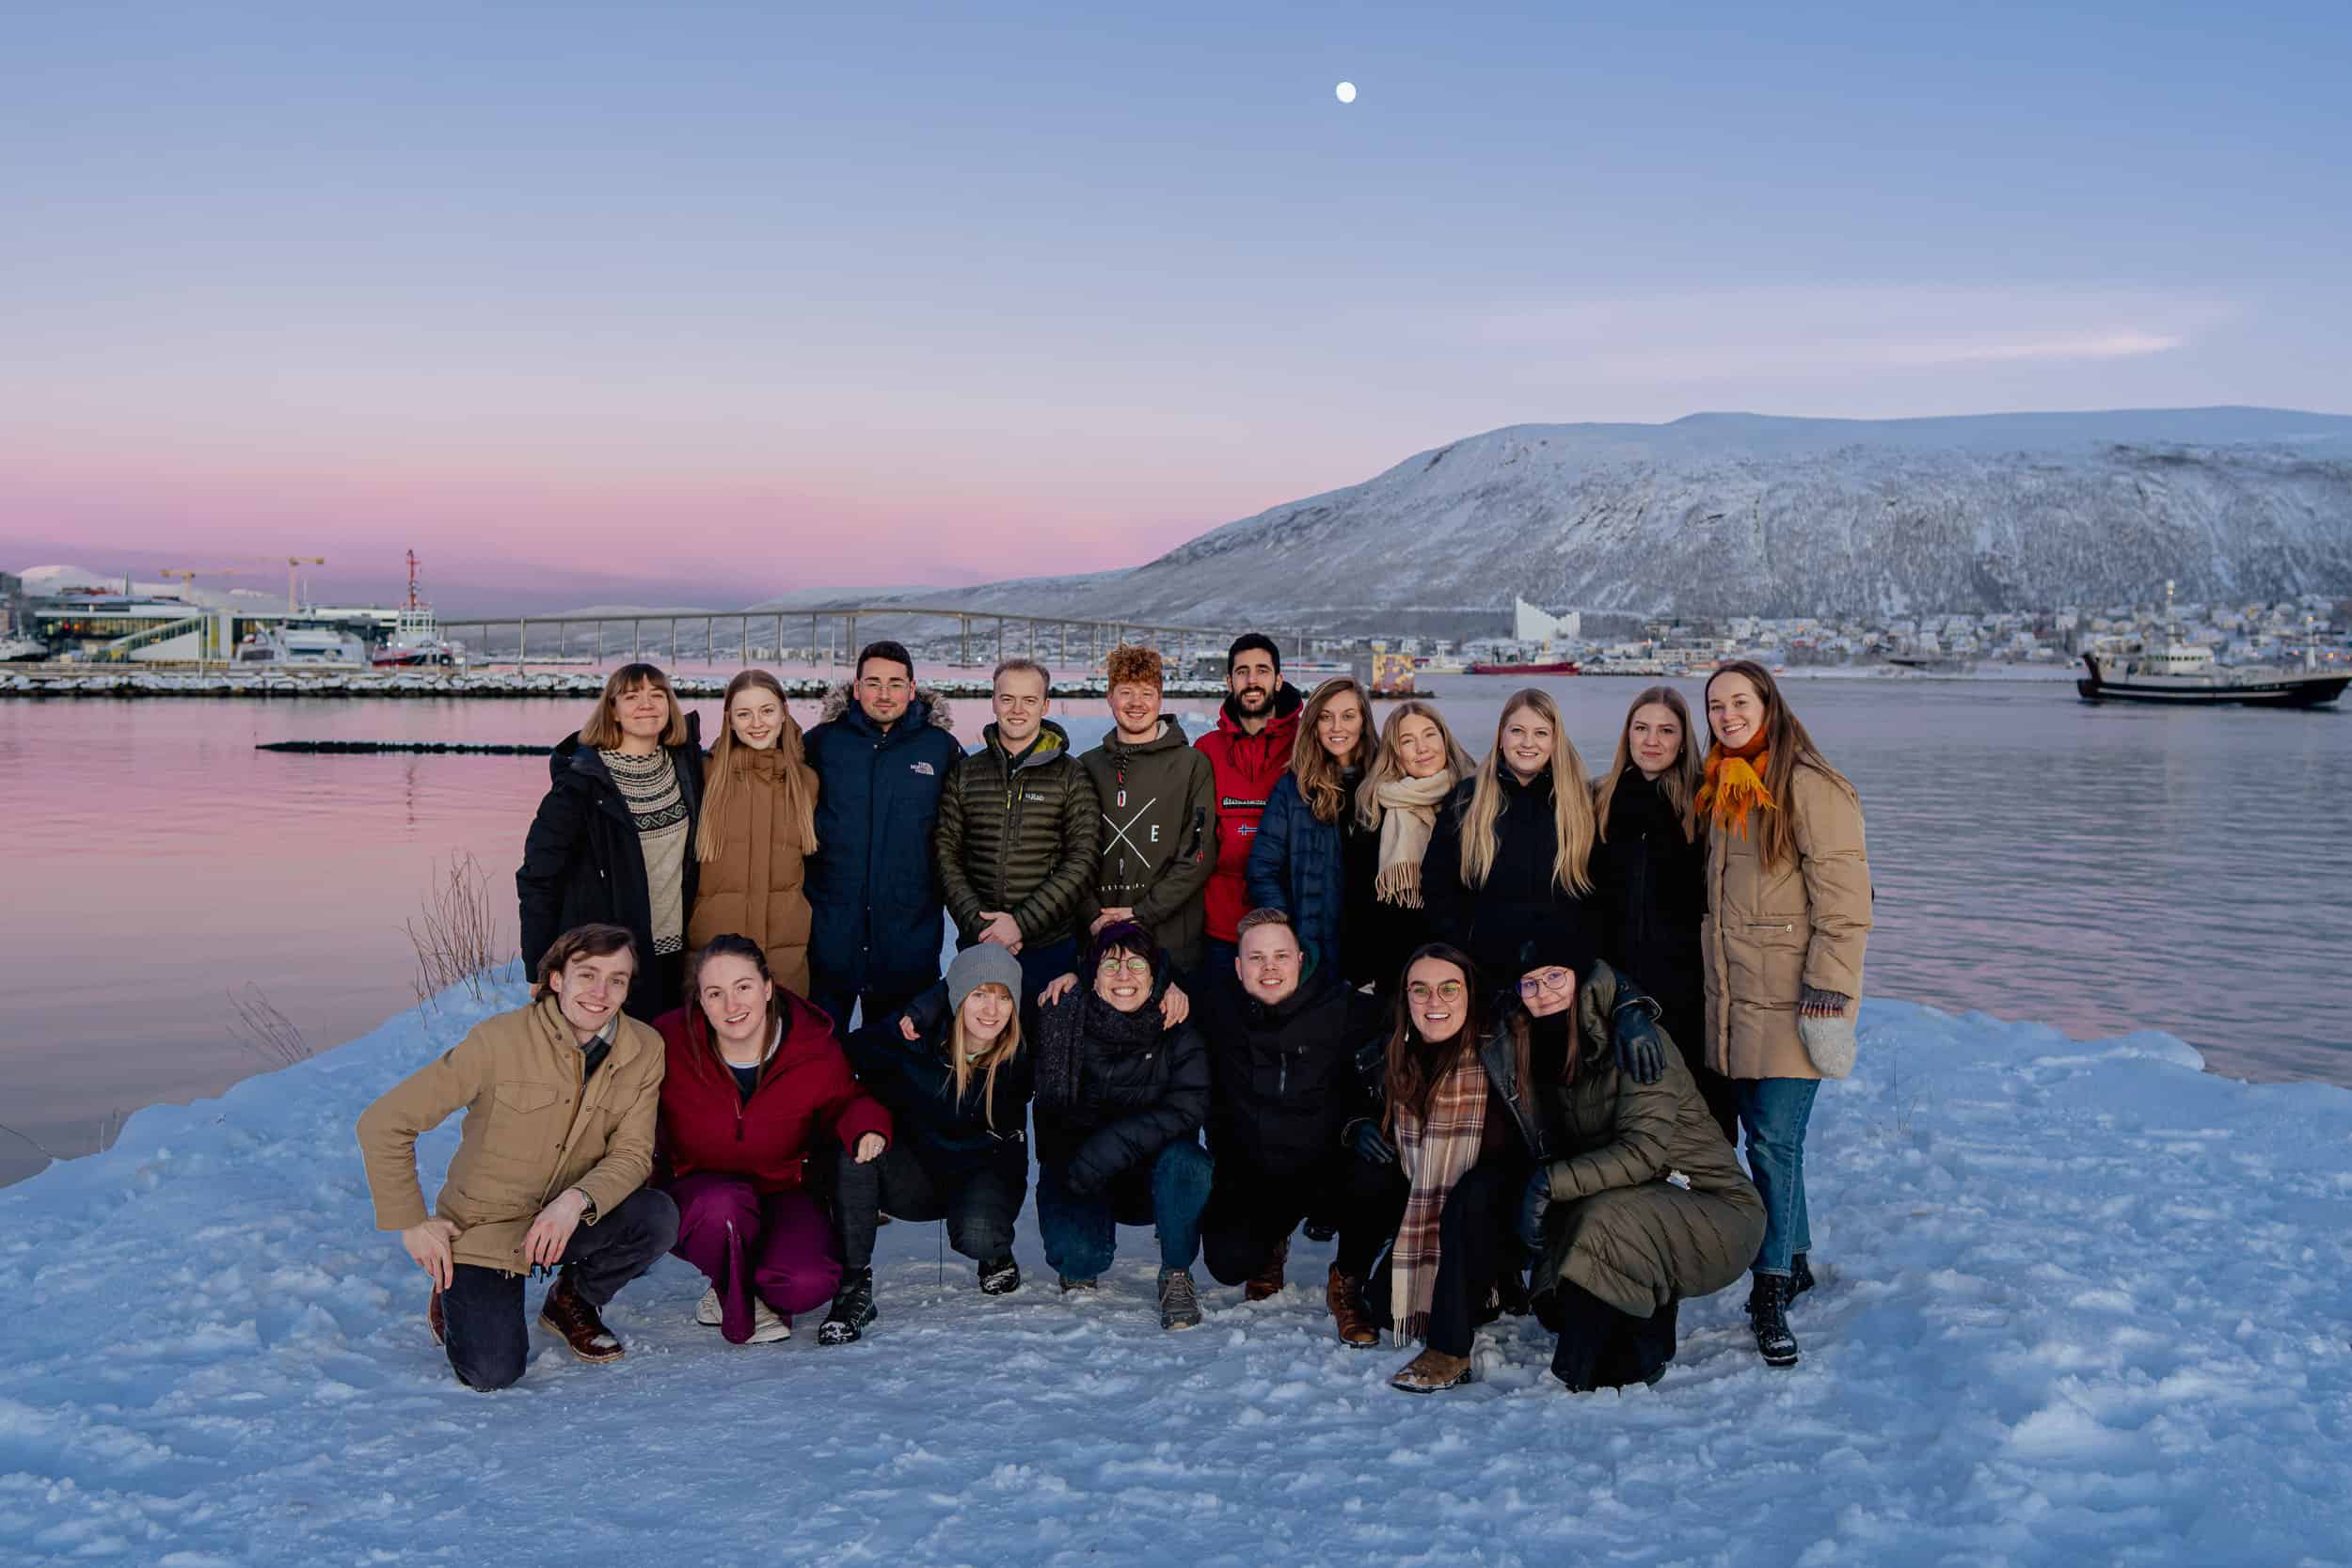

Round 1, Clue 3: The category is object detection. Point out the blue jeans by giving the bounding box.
[1739,1077,1820,1277]
[1036,1139,1214,1278]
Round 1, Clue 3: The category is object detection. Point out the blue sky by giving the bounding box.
[4,0,2345,590]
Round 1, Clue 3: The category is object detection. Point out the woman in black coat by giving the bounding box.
[517,662,702,1020]
[1589,686,1738,1142]
[1421,688,1603,999]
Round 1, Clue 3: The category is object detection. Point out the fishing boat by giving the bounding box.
[2076,585,2346,707]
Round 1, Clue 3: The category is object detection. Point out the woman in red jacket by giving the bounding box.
[655,935,891,1344]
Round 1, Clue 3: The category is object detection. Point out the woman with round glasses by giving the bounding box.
[1030,921,1214,1330]
[1342,943,1533,1393]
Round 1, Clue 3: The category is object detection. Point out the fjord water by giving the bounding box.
[4,673,2345,1188]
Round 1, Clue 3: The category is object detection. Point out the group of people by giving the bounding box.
[358,631,1871,1396]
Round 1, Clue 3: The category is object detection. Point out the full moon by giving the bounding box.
[1335,81,1357,103]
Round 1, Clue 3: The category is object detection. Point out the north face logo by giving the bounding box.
[911,761,935,776]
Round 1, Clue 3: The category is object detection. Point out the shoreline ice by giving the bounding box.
[3,977,2346,1564]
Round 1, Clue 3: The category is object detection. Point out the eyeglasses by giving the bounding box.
[1097,956,1152,977]
[1405,980,1465,1004]
[1517,968,1575,996]
[858,677,913,694]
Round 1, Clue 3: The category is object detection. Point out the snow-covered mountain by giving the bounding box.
[869,407,2352,626]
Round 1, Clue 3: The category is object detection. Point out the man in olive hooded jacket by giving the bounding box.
[1074,645,1219,977]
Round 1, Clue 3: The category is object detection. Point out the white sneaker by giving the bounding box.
[695,1286,723,1327]
[748,1301,793,1344]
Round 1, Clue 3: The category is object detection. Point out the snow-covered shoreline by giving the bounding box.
[4,981,2347,1566]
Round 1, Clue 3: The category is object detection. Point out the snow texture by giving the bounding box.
[841,407,2352,628]
[4,977,2349,1566]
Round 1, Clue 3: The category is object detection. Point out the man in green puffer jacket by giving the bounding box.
[935,657,1102,1035]
[1073,644,1219,977]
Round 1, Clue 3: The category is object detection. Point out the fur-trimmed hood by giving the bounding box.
[815,680,956,731]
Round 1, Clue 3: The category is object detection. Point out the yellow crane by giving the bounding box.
[283,557,326,613]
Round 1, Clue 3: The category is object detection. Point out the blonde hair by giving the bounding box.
[1292,676,1375,824]
[698,669,819,864]
[1593,685,1701,844]
[949,988,1025,1124]
[1458,688,1594,895]
[580,662,689,751]
[1355,700,1475,831]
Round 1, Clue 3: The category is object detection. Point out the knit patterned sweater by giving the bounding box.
[603,748,689,955]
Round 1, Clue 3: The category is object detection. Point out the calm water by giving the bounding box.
[6,671,2347,1187]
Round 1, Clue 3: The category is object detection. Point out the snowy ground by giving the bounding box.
[4,976,2349,1567]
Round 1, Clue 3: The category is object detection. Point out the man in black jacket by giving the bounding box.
[1074,644,1218,977]
[934,657,1100,1040]
[1193,908,1393,1346]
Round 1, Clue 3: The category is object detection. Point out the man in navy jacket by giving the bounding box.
[802,641,965,1030]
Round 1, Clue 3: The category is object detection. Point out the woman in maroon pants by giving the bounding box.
[654,935,891,1343]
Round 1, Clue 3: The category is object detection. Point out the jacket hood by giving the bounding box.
[983,718,1073,767]
[1216,680,1304,737]
[1102,714,1191,755]
[817,680,957,733]
[549,709,704,785]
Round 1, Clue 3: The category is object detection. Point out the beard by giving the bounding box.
[1233,684,1272,712]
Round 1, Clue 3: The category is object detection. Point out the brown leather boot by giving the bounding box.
[1245,1236,1290,1302]
[537,1275,627,1364]
[1390,1347,1473,1393]
[1326,1265,1379,1348]
[428,1288,446,1346]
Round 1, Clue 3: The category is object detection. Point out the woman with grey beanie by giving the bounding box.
[828,944,1036,1338]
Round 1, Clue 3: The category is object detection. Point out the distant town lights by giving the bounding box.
[1335,81,1357,103]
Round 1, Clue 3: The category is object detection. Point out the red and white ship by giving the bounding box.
[371,550,467,668]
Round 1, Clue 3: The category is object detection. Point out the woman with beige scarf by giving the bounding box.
[1346,702,1475,997]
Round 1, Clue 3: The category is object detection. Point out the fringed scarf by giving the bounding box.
[1388,1050,1488,1344]
[1696,731,1773,842]
[1372,771,1455,907]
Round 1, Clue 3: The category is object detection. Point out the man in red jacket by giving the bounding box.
[1194,633,1304,976]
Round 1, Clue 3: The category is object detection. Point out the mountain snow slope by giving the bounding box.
[2,970,2348,1566]
[877,407,2352,627]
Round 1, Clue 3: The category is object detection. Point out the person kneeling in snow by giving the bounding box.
[1191,908,1391,1344]
[357,923,678,1390]
[1032,922,1214,1329]
[838,944,1035,1305]
[653,936,891,1346]
[1512,941,1765,1391]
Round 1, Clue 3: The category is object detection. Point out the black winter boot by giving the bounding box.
[1748,1275,1800,1368]
[818,1268,877,1346]
[977,1257,1021,1295]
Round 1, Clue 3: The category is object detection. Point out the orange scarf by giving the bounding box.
[1697,736,1774,840]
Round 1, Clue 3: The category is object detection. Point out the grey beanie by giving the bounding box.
[946,943,1025,1011]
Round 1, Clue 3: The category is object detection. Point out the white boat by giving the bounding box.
[2076,584,2346,707]
[0,635,47,662]
[234,626,370,668]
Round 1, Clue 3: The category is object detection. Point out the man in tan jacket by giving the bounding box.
[358,923,676,1389]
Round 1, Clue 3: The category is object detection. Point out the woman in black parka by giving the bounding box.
[1589,686,1737,1143]
[1421,687,1603,998]
[517,662,702,1020]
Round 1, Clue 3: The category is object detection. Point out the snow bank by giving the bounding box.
[4,983,2348,1566]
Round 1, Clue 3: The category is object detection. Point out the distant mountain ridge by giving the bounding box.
[836,406,2352,627]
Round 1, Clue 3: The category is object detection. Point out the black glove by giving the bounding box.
[1612,1001,1669,1085]
[1343,1117,1396,1166]
[1516,1166,1552,1261]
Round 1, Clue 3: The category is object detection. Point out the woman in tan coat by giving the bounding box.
[690,670,820,996]
[1697,660,1870,1369]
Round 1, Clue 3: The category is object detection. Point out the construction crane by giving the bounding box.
[158,567,249,590]
[284,557,326,613]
